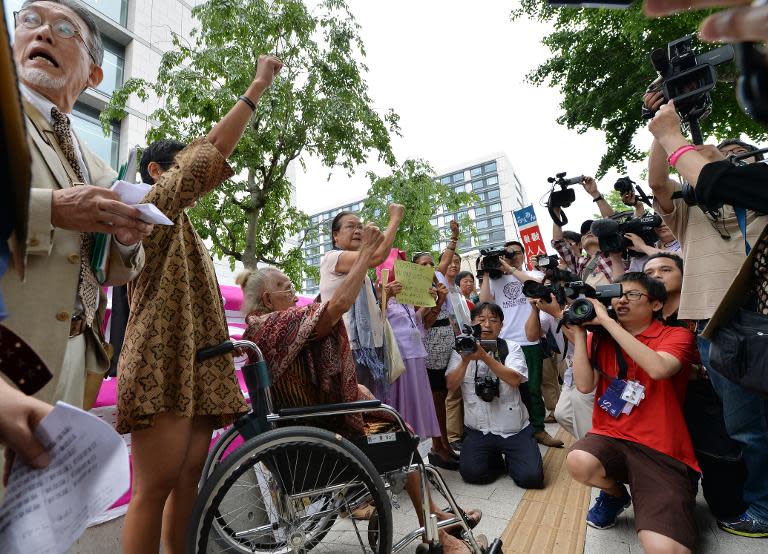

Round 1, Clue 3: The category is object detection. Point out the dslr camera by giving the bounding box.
[455,324,499,356]
[546,172,583,226]
[591,213,663,257]
[535,254,580,284]
[561,283,623,327]
[478,246,513,280]
[643,35,734,144]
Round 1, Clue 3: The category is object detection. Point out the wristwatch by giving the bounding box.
[592,195,604,203]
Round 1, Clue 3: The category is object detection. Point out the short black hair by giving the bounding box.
[471,301,504,323]
[22,0,104,65]
[563,230,582,244]
[717,138,764,161]
[140,139,186,184]
[504,240,524,251]
[644,252,684,276]
[616,272,667,315]
[455,270,474,286]
[330,211,356,248]
[580,220,594,235]
[412,252,434,264]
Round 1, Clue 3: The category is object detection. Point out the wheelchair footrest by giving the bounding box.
[351,431,420,474]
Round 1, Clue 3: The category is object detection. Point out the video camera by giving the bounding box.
[643,35,734,144]
[591,213,663,257]
[546,172,584,227]
[613,176,653,208]
[478,246,514,280]
[561,283,623,327]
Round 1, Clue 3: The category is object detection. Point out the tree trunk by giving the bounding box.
[242,169,259,269]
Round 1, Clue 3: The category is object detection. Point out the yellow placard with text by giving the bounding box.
[394,259,436,307]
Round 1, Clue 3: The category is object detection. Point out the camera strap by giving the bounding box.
[549,204,568,227]
[589,331,630,381]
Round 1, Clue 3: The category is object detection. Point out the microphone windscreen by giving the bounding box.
[650,48,669,75]
[590,218,620,238]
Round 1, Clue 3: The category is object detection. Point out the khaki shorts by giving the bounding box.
[572,433,698,550]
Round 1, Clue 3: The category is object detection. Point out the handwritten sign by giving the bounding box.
[394,260,435,307]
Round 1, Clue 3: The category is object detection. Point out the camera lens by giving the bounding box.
[572,302,593,317]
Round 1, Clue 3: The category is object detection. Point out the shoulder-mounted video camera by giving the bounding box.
[591,212,662,257]
[643,35,734,144]
[546,172,583,227]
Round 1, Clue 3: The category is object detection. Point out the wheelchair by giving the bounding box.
[187,339,503,553]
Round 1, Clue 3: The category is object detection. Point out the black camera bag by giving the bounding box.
[709,307,768,397]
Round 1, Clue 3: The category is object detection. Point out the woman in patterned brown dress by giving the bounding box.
[118,56,282,554]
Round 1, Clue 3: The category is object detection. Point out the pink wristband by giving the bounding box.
[667,145,696,167]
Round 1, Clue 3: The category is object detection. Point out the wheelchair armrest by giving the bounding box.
[277,399,382,418]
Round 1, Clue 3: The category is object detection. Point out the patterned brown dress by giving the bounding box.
[116,139,248,433]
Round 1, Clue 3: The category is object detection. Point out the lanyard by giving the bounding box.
[735,207,752,255]
[590,332,631,381]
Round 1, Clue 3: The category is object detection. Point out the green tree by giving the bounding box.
[360,159,479,258]
[511,2,765,177]
[101,0,399,282]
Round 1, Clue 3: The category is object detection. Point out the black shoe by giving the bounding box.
[717,512,768,538]
[449,440,463,453]
[428,451,460,471]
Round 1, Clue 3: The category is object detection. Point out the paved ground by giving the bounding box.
[72,422,767,553]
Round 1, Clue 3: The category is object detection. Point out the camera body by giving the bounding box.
[546,172,583,227]
[475,375,500,403]
[613,176,635,195]
[646,35,734,143]
[593,213,663,257]
[454,324,499,356]
[479,246,513,280]
[561,283,623,326]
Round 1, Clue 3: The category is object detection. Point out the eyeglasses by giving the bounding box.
[14,9,98,65]
[342,223,363,231]
[271,284,297,296]
[618,290,648,302]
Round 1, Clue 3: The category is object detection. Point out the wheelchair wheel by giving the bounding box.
[188,426,393,553]
[202,426,241,484]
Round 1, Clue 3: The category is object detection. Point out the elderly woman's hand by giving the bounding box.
[359,223,384,257]
[253,55,283,90]
[385,280,403,297]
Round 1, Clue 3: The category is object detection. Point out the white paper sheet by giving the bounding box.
[133,203,174,225]
[110,180,173,225]
[110,179,151,205]
[0,402,130,554]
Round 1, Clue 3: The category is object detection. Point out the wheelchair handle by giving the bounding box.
[196,340,265,363]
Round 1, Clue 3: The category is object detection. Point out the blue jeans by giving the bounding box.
[697,322,768,521]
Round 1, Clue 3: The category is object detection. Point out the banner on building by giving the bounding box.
[513,205,547,267]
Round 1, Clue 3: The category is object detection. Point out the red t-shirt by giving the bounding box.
[587,320,701,473]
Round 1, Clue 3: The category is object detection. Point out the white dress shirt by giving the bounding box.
[446,339,530,438]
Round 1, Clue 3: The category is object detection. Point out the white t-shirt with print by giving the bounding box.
[488,271,545,346]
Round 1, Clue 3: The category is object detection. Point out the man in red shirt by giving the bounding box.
[563,273,700,554]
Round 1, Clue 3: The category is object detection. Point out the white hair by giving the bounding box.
[236,267,284,314]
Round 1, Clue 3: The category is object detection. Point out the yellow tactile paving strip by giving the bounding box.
[500,429,591,553]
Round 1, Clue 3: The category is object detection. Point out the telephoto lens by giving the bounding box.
[562,298,597,326]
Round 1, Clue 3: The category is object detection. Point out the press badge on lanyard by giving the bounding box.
[598,378,645,418]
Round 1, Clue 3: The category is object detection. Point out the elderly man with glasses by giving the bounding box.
[2,0,152,411]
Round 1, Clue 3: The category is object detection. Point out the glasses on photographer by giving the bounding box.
[14,9,98,64]
[619,290,648,302]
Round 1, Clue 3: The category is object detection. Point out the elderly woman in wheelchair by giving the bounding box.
[187,224,499,553]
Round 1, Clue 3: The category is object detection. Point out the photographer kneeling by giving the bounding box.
[446,302,544,489]
[565,273,700,553]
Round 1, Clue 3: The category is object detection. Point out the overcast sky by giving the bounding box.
[294,1,651,246]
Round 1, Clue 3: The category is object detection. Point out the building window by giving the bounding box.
[485,175,498,187]
[71,102,120,169]
[471,180,483,191]
[478,233,490,244]
[476,219,489,230]
[489,202,502,213]
[452,172,464,183]
[81,0,129,26]
[441,176,451,185]
[95,37,125,97]
[475,206,487,217]
[487,188,500,200]
[453,184,464,194]
[490,229,506,242]
[470,166,482,178]
[491,216,504,227]
[483,161,497,174]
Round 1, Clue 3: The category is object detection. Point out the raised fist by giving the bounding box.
[254,55,283,89]
[388,203,405,222]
